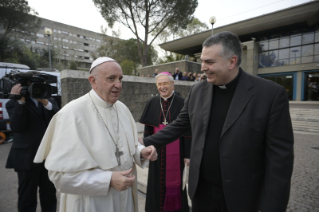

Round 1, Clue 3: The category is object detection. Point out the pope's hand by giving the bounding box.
[110,168,135,191]
[141,145,157,161]
[138,137,144,145]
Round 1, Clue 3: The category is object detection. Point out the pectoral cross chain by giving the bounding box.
[115,146,124,166]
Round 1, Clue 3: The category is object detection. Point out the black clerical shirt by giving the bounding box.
[200,69,242,187]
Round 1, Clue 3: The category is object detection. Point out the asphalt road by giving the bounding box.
[1,131,318,212]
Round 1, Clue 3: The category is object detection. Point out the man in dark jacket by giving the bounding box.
[141,31,294,212]
[173,68,183,80]
[6,83,59,212]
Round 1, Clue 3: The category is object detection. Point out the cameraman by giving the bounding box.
[5,83,59,212]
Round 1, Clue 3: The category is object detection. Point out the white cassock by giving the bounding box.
[34,89,148,212]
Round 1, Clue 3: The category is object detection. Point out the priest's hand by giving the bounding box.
[110,168,135,191]
[184,158,190,166]
[141,145,157,161]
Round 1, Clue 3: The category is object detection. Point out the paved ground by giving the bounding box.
[1,131,318,211]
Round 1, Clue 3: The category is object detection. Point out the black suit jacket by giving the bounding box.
[5,97,59,170]
[144,70,294,212]
[173,72,183,80]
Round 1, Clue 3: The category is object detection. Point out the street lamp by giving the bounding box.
[291,49,299,65]
[209,16,216,35]
[44,28,52,69]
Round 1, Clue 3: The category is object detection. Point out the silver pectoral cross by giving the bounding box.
[115,146,124,166]
[162,119,168,125]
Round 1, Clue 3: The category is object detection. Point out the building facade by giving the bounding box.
[158,1,319,101]
[21,18,111,70]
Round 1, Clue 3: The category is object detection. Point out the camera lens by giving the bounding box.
[33,86,45,96]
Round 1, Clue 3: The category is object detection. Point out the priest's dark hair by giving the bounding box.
[203,31,242,66]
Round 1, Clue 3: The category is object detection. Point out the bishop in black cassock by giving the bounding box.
[140,72,191,212]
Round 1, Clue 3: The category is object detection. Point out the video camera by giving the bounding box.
[0,70,58,99]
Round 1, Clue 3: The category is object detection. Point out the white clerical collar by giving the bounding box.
[91,89,113,108]
[218,85,227,89]
[161,91,174,101]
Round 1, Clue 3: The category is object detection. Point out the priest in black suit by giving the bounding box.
[140,72,191,212]
[141,32,294,212]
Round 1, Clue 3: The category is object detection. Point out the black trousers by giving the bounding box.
[15,162,57,212]
[192,177,228,212]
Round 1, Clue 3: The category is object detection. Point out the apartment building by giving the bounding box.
[21,17,111,70]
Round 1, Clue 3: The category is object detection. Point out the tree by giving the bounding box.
[69,61,78,70]
[0,0,41,62]
[154,17,208,63]
[158,53,185,64]
[155,17,208,43]
[91,28,158,72]
[120,59,135,75]
[93,0,198,67]
[0,0,41,42]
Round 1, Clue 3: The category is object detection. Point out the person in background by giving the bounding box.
[140,72,191,212]
[173,68,183,80]
[6,78,59,212]
[153,69,159,78]
[181,72,188,81]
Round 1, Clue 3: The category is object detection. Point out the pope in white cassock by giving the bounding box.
[34,57,158,212]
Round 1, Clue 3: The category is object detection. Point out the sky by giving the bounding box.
[27,0,313,43]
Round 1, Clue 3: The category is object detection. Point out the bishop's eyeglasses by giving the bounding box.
[156,82,170,87]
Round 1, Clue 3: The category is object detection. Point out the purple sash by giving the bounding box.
[154,124,181,211]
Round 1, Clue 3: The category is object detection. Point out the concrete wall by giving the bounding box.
[137,60,201,76]
[61,70,194,121]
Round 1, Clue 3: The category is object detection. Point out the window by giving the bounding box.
[63,39,68,43]
[84,43,89,46]
[62,31,68,35]
[279,37,289,48]
[37,41,44,45]
[259,73,294,100]
[302,32,314,44]
[258,30,319,68]
[304,72,319,101]
[269,39,279,50]
[290,34,301,46]
[36,33,44,37]
[315,31,319,42]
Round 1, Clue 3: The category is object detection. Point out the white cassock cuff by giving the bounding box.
[135,142,149,168]
[49,169,112,196]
